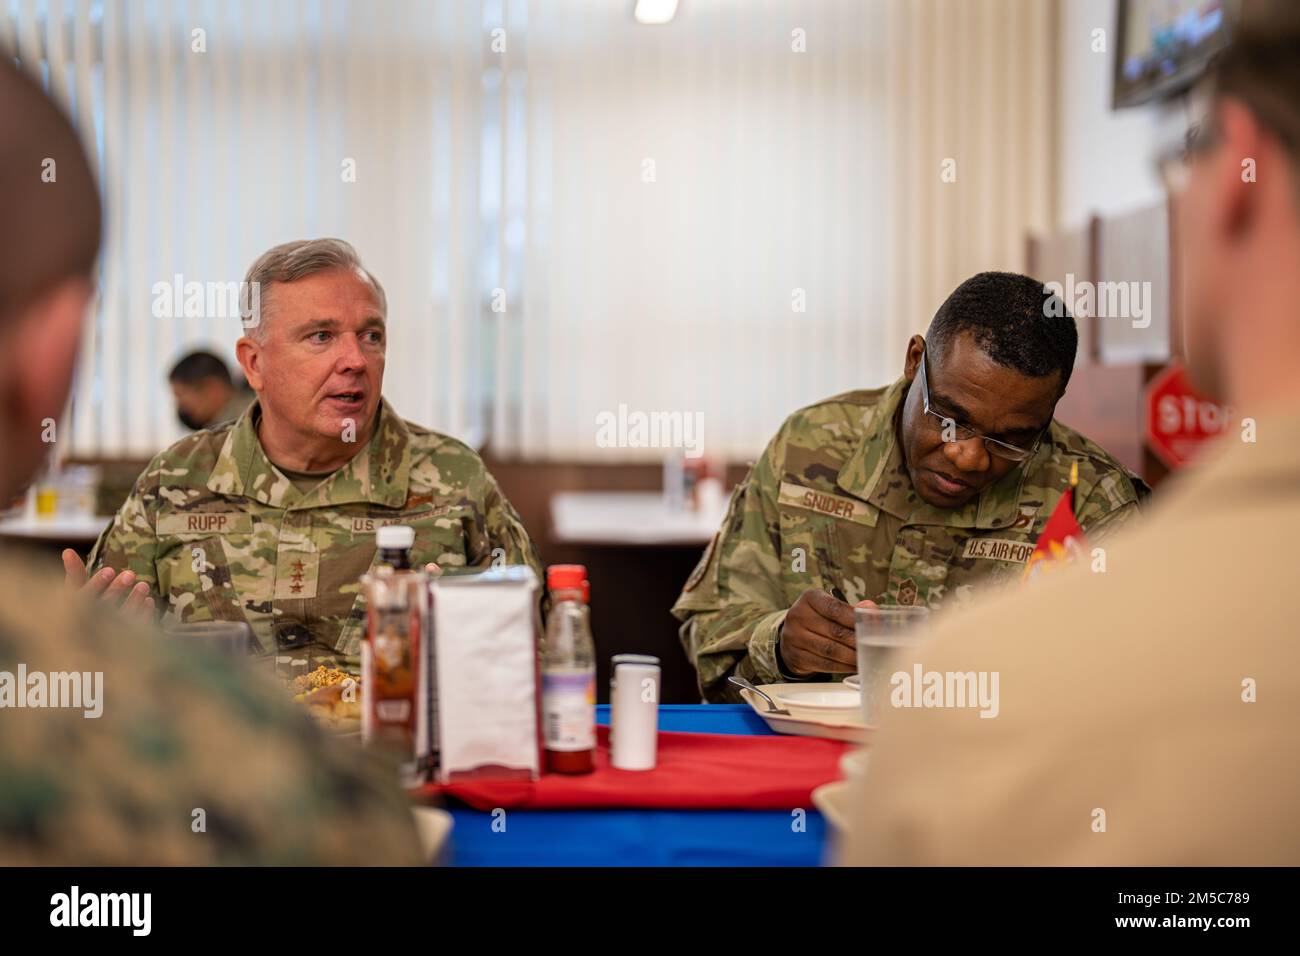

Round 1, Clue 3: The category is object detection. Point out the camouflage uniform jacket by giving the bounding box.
[88,398,543,667]
[672,377,1149,702]
[0,554,422,865]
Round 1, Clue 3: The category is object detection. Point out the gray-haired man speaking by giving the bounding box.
[66,238,543,669]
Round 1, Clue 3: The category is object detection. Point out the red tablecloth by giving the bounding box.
[417,725,851,810]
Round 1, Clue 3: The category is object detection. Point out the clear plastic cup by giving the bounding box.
[163,620,256,656]
[854,605,930,725]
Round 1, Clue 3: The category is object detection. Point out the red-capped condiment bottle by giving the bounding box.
[360,524,424,785]
[542,564,596,774]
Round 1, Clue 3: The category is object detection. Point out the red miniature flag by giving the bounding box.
[1022,461,1087,583]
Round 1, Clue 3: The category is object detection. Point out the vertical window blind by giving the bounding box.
[4,0,1054,463]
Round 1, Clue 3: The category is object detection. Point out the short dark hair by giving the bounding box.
[0,59,102,325]
[1208,1,1300,173]
[926,271,1077,392]
[169,350,233,387]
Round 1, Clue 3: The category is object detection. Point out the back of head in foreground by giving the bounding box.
[839,2,1300,866]
[0,58,420,866]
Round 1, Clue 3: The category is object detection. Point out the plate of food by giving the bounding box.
[291,666,362,733]
[769,684,862,721]
[737,683,871,743]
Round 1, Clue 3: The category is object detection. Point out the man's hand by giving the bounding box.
[778,588,859,677]
[62,549,155,615]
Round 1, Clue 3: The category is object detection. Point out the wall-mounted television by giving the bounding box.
[1113,0,1238,109]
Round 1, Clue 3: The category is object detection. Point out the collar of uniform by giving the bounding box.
[836,377,911,516]
[1175,402,1300,499]
[835,375,1028,530]
[207,398,411,510]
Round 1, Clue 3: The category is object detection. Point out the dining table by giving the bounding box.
[443,704,833,866]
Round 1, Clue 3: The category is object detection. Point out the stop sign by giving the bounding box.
[1145,362,1231,470]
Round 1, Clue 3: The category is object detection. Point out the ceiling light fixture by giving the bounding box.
[634,0,679,26]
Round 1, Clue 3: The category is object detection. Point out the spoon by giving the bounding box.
[728,676,790,715]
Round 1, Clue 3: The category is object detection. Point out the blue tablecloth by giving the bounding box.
[446,705,829,866]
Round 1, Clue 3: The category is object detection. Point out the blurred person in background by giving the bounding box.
[674,272,1148,702]
[169,348,254,431]
[842,0,1300,865]
[66,238,543,672]
[0,57,420,865]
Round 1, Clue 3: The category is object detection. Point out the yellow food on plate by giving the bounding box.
[291,668,362,730]
[291,665,357,695]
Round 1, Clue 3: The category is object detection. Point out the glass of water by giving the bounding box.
[855,605,930,725]
[162,620,256,656]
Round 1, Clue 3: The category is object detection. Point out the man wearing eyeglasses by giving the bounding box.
[843,2,1300,865]
[672,271,1148,702]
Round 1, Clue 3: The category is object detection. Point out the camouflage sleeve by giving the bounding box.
[86,456,162,599]
[671,435,791,703]
[476,469,549,622]
[476,471,544,581]
[0,559,423,865]
[1076,467,1150,544]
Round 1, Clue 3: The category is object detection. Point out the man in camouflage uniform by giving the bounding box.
[68,238,543,676]
[844,7,1300,865]
[0,59,421,863]
[673,272,1149,702]
[168,348,254,431]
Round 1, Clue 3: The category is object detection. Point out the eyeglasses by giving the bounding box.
[1155,116,1220,195]
[916,350,1044,463]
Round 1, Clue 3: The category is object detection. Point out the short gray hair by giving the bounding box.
[239,238,387,340]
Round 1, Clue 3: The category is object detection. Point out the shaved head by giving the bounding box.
[0,59,101,324]
[0,58,102,500]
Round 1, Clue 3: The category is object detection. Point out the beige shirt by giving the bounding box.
[839,406,1300,865]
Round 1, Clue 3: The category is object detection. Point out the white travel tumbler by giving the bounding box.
[610,654,660,770]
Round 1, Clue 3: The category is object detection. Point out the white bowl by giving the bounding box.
[771,685,861,720]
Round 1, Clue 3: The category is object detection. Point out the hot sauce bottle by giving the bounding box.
[541,564,596,774]
[361,524,424,784]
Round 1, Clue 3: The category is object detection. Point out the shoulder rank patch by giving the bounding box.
[897,577,918,606]
[1010,504,1038,531]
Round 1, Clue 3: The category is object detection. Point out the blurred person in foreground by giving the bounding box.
[169,348,253,431]
[0,58,420,864]
[673,272,1148,702]
[842,2,1300,865]
[66,237,542,671]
